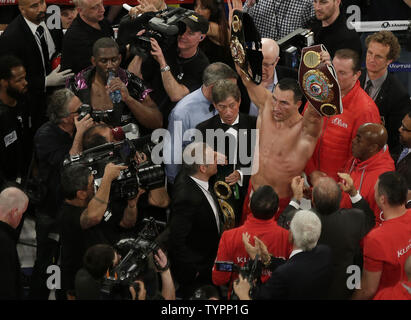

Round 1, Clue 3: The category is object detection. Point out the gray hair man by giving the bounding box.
[166,62,238,184]
[234,210,332,300]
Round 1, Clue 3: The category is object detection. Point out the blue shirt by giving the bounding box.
[165,87,218,183]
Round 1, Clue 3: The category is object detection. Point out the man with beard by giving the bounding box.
[0,0,73,131]
[0,55,30,186]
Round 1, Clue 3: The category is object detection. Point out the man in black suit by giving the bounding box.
[0,0,73,131]
[196,79,257,226]
[169,142,222,299]
[360,31,411,156]
[234,210,332,300]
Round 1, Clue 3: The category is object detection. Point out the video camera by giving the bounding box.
[277,28,315,69]
[63,135,165,200]
[118,7,195,60]
[101,217,166,300]
[77,104,113,123]
[215,257,262,300]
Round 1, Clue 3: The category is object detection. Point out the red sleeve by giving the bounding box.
[212,231,233,286]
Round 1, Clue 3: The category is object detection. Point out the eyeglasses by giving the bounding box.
[400,123,411,133]
[262,62,276,68]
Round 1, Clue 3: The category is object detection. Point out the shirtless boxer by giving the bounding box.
[68,37,162,131]
[238,71,323,222]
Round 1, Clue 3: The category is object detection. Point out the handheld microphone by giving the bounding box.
[112,123,139,141]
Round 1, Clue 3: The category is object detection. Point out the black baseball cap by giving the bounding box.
[181,12,209,34]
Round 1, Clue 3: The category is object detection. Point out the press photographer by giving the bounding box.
[59,161,140,299]
[123,8,210,124]
[67,37,163,135]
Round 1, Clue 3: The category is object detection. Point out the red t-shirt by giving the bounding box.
[212,215,292,292]
[363,210,411,298]
[373,281,411,300]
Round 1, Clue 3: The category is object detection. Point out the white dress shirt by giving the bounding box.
[190,176,221,233]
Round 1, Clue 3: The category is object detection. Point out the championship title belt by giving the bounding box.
[230,10,263,84]
[298,44,343,116]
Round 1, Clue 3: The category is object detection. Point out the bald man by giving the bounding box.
[339,123,395,226]
[249,38,298,116]
[0,187,29,299]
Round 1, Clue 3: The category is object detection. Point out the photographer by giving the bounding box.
[67,37,162,134]
[75,244,175,300]
[127,11,210,124]
[81,123,170,225]
[30,88,94,299]
[59,162,134,299]
[233,210,332,300]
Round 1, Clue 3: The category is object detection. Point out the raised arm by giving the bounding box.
[301,103,323,143]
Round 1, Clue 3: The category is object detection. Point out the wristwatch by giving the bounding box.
[160,65,170,73]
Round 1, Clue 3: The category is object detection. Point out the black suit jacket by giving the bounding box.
[359,70,411,155]
[0,15,63,128]
[253,244,332,300]
[169,170,222,286]
[396,151,411,178]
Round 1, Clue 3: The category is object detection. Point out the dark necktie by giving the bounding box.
[364,79,373,96]
[36,25,51,74]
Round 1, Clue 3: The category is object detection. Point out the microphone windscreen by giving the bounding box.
[112,126,125,141]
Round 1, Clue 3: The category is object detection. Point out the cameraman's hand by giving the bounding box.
[134,151,148,165]
[45,65,74,87]
[154,248,169,272]
[233,274,252,300]
[106,77,130,103]
[103,162,128,182]
[129,280,146,300]
[74,114,94,136]
[150,38,167,68]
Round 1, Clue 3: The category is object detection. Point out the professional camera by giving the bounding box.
[215,257,262,300]
[77,104,113,123]
[101,217,166,300]
[118,7,195,59]
[277,28,314,69]
[63,135,165,200]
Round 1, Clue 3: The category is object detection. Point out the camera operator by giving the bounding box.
[128,11,210,125]
[29,88,94,299]
[67,37,163,134]
[59,161,140,299]
[233,210,332,300]
[75,244,175,300]
[81,123,170,226]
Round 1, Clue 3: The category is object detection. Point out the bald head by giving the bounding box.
[0,187,29,228]
[261,38,280,84]
[312,177,342,215]
[352,123,388,161]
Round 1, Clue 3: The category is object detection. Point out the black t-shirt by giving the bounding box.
[34,121,73,217]
[0,99,30,184]
[310,13,362,58]
[60,203,87,292]
[141,46,209,125]
[61,16,114,74]
[0,221,22,299]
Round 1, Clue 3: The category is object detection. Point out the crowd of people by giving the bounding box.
[0,0,410,301]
